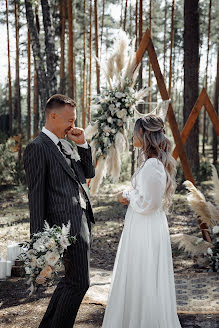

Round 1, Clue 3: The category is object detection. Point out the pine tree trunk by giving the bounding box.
[213,47,219,165]
[33,66,39,137]
[82,0,87,129]
[123,0,128,32]
[148,0,152,112]
[41,0,57,95]
[15,0,21,138]
[184,0,199,172]
[163,0,167,80]
[6,0,12,135]
[168,0,175,97]
[202,0,212,156]
[120,0,123,28]
[27,30,31,140]
[88,0,93,123]
[68,0,74,98]
[59,0,66,94]
[94,0,100,94]
[25,0,48,122]
[138,0,143,89]
[100,0,105,54]
[135,0,138,49]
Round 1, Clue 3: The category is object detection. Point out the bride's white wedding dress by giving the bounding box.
[102,158,181,328]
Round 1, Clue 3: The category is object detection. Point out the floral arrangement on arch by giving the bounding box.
[85,31,150,195]
[20,221,76,295]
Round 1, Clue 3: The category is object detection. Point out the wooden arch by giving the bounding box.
[135,29,195,184]
[172,87,219,159]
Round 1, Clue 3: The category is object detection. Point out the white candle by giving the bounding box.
[7,244,21,264]
[0,260,7,280]
[6,260,12,277]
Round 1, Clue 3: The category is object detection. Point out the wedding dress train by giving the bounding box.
[102,158,181,328]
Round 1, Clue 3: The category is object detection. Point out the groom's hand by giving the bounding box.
[117,192,129,205]
[68,127,86,145]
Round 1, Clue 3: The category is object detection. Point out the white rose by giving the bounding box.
[45,251,60,266]
[117,108,127,119]
[115,92,123,98]
[103,125,112,133]
[59,236,71,250]
[212,226,219,234]
[25,266,31,274]
[111,129,117,134]
[33,240,46,253]
[36,257,45,268]
[109,104,115,111]
[107,117,113,124]
[116,102,121,108]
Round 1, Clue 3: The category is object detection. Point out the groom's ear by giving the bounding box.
[50,112,57,120]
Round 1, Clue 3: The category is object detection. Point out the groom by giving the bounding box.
[23,94,95,328]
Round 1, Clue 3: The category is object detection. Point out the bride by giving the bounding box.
[102,114,182,328]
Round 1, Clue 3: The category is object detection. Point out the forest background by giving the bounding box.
[0,0,218,185]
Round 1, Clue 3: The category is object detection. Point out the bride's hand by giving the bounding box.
[117,192,129,205]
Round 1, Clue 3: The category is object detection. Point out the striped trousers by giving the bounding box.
[39,210,91,328]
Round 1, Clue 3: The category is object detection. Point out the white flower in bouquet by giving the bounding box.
[20,220,76,295]
[109,104,115,111]
[59,236,71,250]
[36,256,45,268]
[212,226,219,234]
[115,92,124,98]
[111,129,117,134]
[207,248,213,256]
[107,117,113,124]
[117,108,127,119]
[45,251,60,266]
[116,102,121,108]
[103,125,112,133]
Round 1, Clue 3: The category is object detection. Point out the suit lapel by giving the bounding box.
[40,132,91,201]
[39,132,78,182]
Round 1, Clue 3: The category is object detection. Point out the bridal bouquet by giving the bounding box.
[20,221,76,295]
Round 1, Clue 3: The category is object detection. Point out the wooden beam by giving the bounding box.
[135,28,150,69]
[172,88,206,159]
[172,87,219,160]
[146,36,195,184]
[203,88,219,136]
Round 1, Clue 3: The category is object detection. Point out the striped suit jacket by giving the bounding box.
[23,132,95,237]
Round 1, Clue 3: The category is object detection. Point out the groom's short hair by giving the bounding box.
[45,94,76,113]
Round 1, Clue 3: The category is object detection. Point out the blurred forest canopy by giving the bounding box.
[0,0,218,181]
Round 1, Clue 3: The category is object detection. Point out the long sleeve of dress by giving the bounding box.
[123,160,166,215]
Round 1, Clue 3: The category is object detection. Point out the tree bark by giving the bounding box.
[213,47,219,165]
[123,0,128,32]
[202,0,212,156]
[168,0,175,97]
[148,0,152,112]
[27,30,31,140]
[41,0,57,95]
[14,0,21,137]
[25,0,48,122]
[184,0,199,172]
[138,0,143,89]
[59,0,66,94]
[6,0,12,135]
[94,0,100,94]
[68,0,74,98]
[33,67,39,138]
[163,0,167,80]
[88,0,93,123]
[82,0,87,129]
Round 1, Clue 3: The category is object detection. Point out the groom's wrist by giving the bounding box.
[76,141,89,149]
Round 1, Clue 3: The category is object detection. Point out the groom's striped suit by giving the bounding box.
[23,130,95,328]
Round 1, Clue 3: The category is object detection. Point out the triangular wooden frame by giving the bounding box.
[172,87,219,159]
[135,29,195,184]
